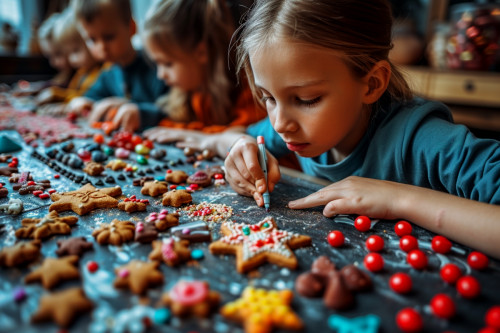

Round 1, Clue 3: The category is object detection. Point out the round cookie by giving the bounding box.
[187,171,212,188]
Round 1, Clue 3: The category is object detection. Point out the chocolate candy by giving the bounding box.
[171,221,211,243]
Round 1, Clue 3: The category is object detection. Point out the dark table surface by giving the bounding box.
[0,126,499,333]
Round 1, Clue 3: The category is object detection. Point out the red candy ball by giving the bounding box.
[440,263,462,284]
[478,328,498,333]
[389,272,412,294]
[467,251,489,270]
[87,261,99,273]
[431,235,452,254]
[366,235,384,252]
[430,294,456,319]
[400,235,419,252]
[456,275,480,298]
[354,216,371,232]
[407,250,427,270]
[364,253,384,272]
[327,230,345,247]
[396,308,423,332]
[395,220,412,237]
[485,305,500,329]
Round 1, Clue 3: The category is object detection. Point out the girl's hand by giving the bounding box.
[88,97,127,124]
[288,176,405,219]
[113,103,140,133]
[224,136,280,207]
[66,97,93,115]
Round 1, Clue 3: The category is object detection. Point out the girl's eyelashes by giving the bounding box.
[261,96,274,104]
[296,96,321,107]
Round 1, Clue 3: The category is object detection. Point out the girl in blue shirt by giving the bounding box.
[224,0,500,258]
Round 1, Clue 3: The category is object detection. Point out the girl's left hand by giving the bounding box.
[112,103,140,133]
[288,176,406,220]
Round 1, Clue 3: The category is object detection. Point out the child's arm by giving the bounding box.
[224,135,281,207]
[288,176,500,259]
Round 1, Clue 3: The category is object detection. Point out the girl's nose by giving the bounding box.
[273,105,297,134]
[157,66,169,81]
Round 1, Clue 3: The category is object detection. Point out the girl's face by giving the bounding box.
[249,38,372,158]
[65,41,97,70]
[144,38,205,92]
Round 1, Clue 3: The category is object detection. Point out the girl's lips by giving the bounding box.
[286,142,309,152]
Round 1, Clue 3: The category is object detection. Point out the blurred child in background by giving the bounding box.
[142,0,265,154]
[68,0,167,132]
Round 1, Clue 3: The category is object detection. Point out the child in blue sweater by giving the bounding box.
[224,0,500,258]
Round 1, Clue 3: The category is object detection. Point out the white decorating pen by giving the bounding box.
[257,136,270,211]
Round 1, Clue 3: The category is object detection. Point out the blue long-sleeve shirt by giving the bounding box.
[247,97,500,204]
[84,51,167,130]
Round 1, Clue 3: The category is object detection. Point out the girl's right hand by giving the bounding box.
[224,135,281,207]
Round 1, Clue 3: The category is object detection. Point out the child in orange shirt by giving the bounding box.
[142,0,265,154]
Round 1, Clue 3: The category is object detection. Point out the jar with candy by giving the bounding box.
[446,3,500,71]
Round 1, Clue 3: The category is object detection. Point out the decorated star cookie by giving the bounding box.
[209,217,311,273]
[15,210,78,240]
[56,237,94,257]
[221,286,303,332]
[141,180,169,197]
[92,219,135,246]
[114,260,163,295]
[162,280,220,318]
[134,222,158,243]
[49,183,122,215]
[146,210,179,231]
[31,287,93,328]
[0,240,41,267]
[165,170,188,184]
[149,238,191,266]
[162,189,192,207]
[25,255,80,289]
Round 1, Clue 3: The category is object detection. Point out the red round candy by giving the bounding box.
[389,272,412,294]
[327,230,345,247]
[364,253,384,272]
[456,275,480,298]
[354,216,371,232]
[485,305,500,329]
[365,235,384,252]
[93,133,104,144]
[467,251,489,270]
[440,263,462,284]
[430,293,456,319]
[142,139,154,149]
[87,261,99,273]
[407,250,427,270]
[395,221,412,237]
[396,308,423,332]
[131,134,142,146]
[478,328,498,333]
[400,235,418,252]
[431,235,452,254]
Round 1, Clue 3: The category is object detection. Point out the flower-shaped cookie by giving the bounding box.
[92,219,135,246]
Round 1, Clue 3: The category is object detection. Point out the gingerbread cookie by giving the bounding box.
[56,237,94,257]
[220,286,303,332]
[83,162,105,176]
[0,240,41,267]
[106,159,127,171]
[209,216,311,273]
[134,222,158,243]
[149,238,191,266]
[16,210,78,239]
[118,195,149,213]
[162,280,220,318]
[187,171,212,187]
[170,221,211,243]
[141,180,169,197]
[49,183,122,215]
[146,210,179,231]
[162,189,192,207]
[113,260,163,295]
[132,176,154,186]
[92,219,135,246]
[31,287,93,328]
[165,170,188,184]
[25,255,80,289]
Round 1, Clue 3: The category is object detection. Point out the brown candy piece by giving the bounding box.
[323,270,354,310]
[56,237,94,257]
[295,272,325,297]
[132,176,154,186]
[0,187,7,198]
[134,222,158,243]
[0,166,18,176]
[311,255,336,278]
[170,221,211,242]
[340,264,373,292]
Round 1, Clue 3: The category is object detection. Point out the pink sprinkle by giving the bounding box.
[182,228,191,235]
[119,269,129,278]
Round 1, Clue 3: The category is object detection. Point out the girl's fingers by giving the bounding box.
[288,188,338,209]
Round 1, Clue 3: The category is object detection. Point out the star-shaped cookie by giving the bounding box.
[15,210,78,240]
[25,255,80,289]
[141,180,169,197]
[31,287,93,328]
[209,216,311,273]
[220,286,303,332]
[0,240,41,267]
[162,189,192,207]
[113,260,163,295]
[165,170,188,184]
[49,183,122,215]
[149,238,191,266]
[92,219,135,246]
[56,237,94,257]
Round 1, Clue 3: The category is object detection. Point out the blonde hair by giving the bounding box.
[37,12,61,44]
[52,8,84,47]
[236,0,413,109]
[143,0,238,125]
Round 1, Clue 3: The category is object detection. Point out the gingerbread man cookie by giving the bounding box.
[49,183,122,215]
[162,189,192,207]
[149,238,191,266]
[141,180,169,197]
[16,210,78,240]
[114,260,163,295]
[161,280,220,318]
[118,195,149,213]
[92,219,135,246]
[145,210,179,231]
[56,237,94,257]
[165,170,188,184]
[0,240,41,267]
[220,286,303,332]
[25,255,80,289]
[209,216,311,273]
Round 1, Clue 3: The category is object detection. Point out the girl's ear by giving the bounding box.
[195,42,208,64]
[362,60,391,104]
